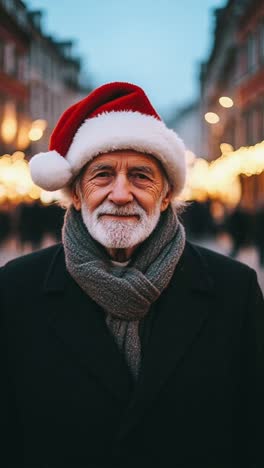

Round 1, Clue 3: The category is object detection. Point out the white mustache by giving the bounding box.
[96,203,144,218]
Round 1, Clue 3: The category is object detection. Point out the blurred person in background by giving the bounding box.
[254,201,264,268]
[1,82,263,468]
[180,199,216,239]
[0,209,11,246]
[225,204,253,258]
[16,202,64,253]
[16,202,44,252]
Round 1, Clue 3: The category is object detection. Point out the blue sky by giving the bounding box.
[25,0,226,118]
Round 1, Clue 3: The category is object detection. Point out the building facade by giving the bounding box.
[0,0,90,158]
[168,101,203,157]
[0,0,30,155]
[200,0,264,208]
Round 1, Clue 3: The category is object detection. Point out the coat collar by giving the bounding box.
[116,241,215,439]
[43,245,135,402]
[43,242,215,438]
[43,242,214,294]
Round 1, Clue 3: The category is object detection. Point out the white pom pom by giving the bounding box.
[29,150,73,191]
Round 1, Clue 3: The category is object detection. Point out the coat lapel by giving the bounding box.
[116,243,216,440]
[43,245,134,403]
[42,243,216,438]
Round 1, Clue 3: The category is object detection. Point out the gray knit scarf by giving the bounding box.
[62,205,185,380]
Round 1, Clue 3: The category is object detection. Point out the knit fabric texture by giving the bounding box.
[62,205,186,379]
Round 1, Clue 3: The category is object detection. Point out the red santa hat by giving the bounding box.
[29,82,186,197]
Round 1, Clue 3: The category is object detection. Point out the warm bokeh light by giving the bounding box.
[28,119,47,142]
[219,96,234,108]
[220,143,234,154]
[31,119,47,131]
[1,102,17,143]
[204,112,220,124]
[181,140,264,207]
[28,127,44,141]
[0,152,41,204]
[185,150,196,165]
[12,151,25,164]
[17,121,31,150]
[0,142,264,207]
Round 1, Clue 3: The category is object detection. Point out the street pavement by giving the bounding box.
[0,234,263,292]
[195,233,264,293]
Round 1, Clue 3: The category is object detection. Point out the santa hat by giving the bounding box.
[29,82,186,197]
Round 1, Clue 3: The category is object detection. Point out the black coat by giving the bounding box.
[1,242,263,468]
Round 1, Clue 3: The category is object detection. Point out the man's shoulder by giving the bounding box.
[0,243,63,280]
[188,241,249,269]
[185,241,256,285]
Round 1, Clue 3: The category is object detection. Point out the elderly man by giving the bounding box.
[1,82,263,468]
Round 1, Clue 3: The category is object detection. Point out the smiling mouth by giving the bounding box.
[100,214,139,220]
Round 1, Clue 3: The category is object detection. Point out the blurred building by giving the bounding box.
[200,0,264,209]
[0,0,30,155]
[168,100,203,156]
[0,0,91,157]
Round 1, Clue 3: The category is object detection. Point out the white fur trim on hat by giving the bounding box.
[29,150,73,191]
[29,111,186,196]
[67,111,186,196]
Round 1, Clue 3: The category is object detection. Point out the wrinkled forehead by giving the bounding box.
[86,150,167,177]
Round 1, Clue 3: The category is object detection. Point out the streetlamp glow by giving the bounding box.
[204,112,220,124]
[1,102,17,143]
[32,119,47,131]
[220,143,234,154]
[29,128,43,141]
[219,97,234,108]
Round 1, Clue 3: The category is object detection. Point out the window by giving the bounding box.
[17,55,28,82]
[260,21,264,62]
[252,107,260,144]
[0,38,4,70]
[247,32,257,73]
[3,42,16,76]
[244,109,253,145]
[255,105,264,143]
[262,101,264,141]
[244,107,260,145]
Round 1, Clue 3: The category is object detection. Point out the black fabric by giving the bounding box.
[62,204,185,380]
[0,242,263,468]
[138,300,159,361]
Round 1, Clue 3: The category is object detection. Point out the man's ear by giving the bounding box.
[71,182,81,211]
[160,187,173,212]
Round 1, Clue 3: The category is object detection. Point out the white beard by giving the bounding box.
[80,199,162,249]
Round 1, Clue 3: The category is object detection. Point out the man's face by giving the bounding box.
[72,150,171,249]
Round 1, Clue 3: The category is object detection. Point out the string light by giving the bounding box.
[219,96,234,108]
[0,142,263,207]
[204,112,220,124]
[29,127,43,141]
[1,102,17,144]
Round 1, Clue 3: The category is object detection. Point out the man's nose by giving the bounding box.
[108,175,133,205]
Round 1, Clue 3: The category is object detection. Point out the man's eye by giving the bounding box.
[96,172,111,178]
[133,173,149,180]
